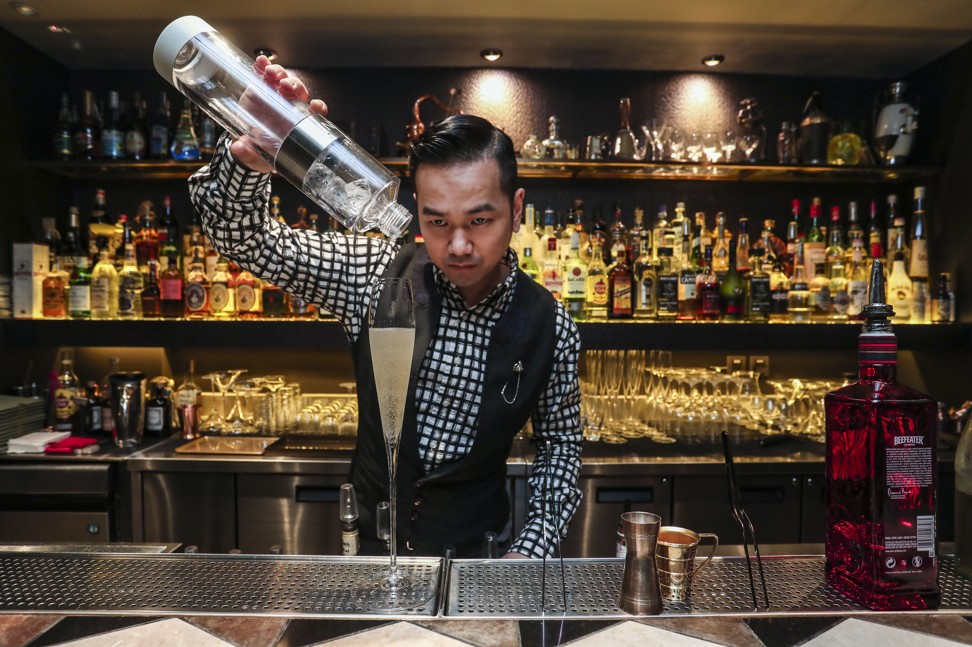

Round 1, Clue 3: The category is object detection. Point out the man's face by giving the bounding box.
[415,159,524,307]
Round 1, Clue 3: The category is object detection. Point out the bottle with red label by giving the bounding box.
[51,353,82,434]
[824,259,939,610]
[608,248,633,319]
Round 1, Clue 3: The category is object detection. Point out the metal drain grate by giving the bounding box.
[0,554,440,616]
[446,556,972,617]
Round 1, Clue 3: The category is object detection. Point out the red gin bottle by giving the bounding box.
[824,259,939,610]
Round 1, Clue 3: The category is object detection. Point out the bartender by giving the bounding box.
[189,57,582,558]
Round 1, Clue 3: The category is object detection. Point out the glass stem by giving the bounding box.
[386,436,399,577]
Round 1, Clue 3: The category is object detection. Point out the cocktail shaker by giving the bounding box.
[108,372,146,449]
[153,16,411,239]
[618,511,663,615]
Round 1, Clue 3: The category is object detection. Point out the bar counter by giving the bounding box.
[1,548,972,646]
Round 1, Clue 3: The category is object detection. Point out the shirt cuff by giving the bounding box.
[212,134,271,204]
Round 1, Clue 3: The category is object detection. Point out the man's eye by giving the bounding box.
[472,217,489,225]
[429,219,447,227]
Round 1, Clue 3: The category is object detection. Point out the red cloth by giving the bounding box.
[44,436,99,454]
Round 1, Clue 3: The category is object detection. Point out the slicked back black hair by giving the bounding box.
[407,114,517,205]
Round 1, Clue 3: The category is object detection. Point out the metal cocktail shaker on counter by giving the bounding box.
[108,372,146,449]
[618,511,663,615]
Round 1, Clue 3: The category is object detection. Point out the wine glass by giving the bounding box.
[702,131,722,163]
[368,277,415,592]
[738,132,762,162]
[200,369,246,433]
[720,129,738,162]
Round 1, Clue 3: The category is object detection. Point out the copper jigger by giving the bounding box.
[655,526,719,602]
[618,511,663,615]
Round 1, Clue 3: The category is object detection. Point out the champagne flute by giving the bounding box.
[368,277,415,591]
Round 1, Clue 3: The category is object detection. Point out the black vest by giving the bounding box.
[349,244,558,557]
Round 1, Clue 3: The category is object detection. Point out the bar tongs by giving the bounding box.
[721,431,770,610]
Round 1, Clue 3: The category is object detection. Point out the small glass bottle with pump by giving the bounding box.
[154,16,411,239]
[339,483,361,556]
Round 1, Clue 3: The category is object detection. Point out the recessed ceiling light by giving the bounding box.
[480,48,503,62]
[47,24,70,34]
[9,2,37,17]
[254,48,278,62]
[702,54,725,67]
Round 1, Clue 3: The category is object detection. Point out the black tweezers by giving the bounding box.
[721,430,770,610]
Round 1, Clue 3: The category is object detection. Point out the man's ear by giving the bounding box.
[512,188,525,232]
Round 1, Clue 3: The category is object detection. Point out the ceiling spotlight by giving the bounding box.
[47,24,70,34]
[480,48,503,62]
[253,48,278,62]
[9,2,37,17]
[702,54,725,67]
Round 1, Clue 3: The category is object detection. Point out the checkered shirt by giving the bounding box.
[188,137,582,557]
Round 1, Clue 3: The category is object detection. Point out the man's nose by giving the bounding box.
[449,228,473,256]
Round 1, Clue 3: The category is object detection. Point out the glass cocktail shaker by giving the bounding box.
[153,16,412,239]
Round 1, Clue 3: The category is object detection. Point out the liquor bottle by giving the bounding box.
[689,221,704,269]
[100,357,120,436]
[519,246,541,281]
[608,203,628,262]
[785,199,802,277]
[885,194,899,264]
[829,262,850,320]
[886,215,910,274]
[696,246,720,321]
[41,216,61,272]
[542,115,567,160]
[691,211,711,265]
[847,241,869,317]
[931,273,954,324]
[810,262,832,320]
[746,249,771,322]
[711,213,730,275]
[261,279,288,317]
[887,246,913,322]
[102,91,125,160]
[585,244,609,319]
[125,91,148,160]
[117,236,143,318]
[170,99,201,161]
[53,92,75,160]
[539,207,559,265]
[58,207,83,274]
[769,259,790,322]
[752,219,780,268]
[787,243,812,322]
[288,211,315,317]
[804,198,826,279]
[235,267,262,318]
[720,245,745,321]
[210,260,236,318]
[676,232,698,321]
[141,259,162,318]
[159,253,184,318]
[175,359,202,440]
[134,201,160,273]
[88,189,110,257]
[185,254,211,318]
[518,203,543,263]
[158,195,181,274]
[572,198,592,263]
[541,229,563,301]
[144,377,172,437]
[824,260,939,610]
[628,207,646,263]
[83,382,103,436]
[607,248,633,319]
[563,229,588,321]
[52,353,82,434]
[735,217,752,274]
[90,249,119,319]
[184,221,206,281]
[74,89,101,160]
[824,206,845,275]
[633,234,656,320]
[652,205,675,265]
[558,206,576,263]
[340,483,361,556]
[198,112,218,157]
[42,260,67,318]
[671,201,687,240]
[68,254,92,319]
[867,200,884,264]
[845,201,865,258]
[149,92,172,159]
[909,186,929,324]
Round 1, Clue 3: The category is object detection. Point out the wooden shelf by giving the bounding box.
[2,318,967,352]
[35,159,941,184]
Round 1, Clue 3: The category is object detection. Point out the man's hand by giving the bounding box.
[229,55,329,173]
[501,551,530,559]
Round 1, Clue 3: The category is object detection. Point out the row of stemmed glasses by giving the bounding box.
[641,120,756,163]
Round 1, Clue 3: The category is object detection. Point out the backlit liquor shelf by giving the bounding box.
[34,159,942,183]
[1,318,968,351]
